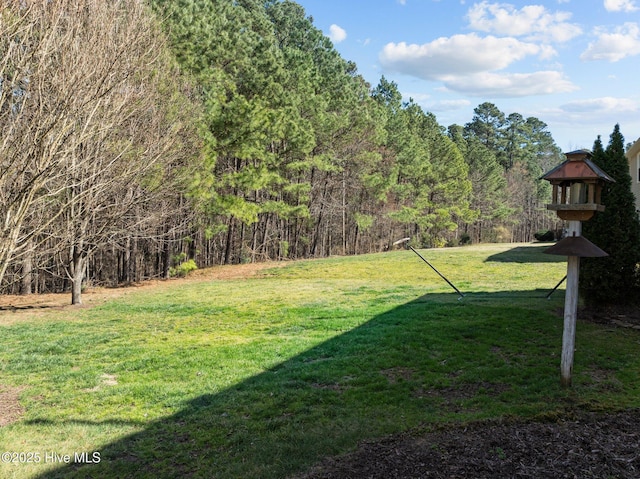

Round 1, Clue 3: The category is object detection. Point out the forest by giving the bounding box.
[0,0,565,303]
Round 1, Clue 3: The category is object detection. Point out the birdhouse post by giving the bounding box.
[541,150,613,387]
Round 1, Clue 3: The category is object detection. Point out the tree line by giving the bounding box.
[1,0,564,303]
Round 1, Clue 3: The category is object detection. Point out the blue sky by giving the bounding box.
[294,0,640,151]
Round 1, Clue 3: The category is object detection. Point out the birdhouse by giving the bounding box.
[541,149,614,221]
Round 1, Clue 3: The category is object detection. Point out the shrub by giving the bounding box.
[170,259,198,278]
[534,230,555,242]
[580,126,640,306]
[459,233,472,245]
[492,226,511,243]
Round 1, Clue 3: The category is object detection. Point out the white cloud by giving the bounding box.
[379,34,556,80]
[378,33,572,97]
[560,97,639,114]
[580,22,640,62]
[466,1,582,42]
[604,0,639,12]
[443,71,578,97]
[537,97,640,149]
[329,24,347,43]
[542,97,640,127]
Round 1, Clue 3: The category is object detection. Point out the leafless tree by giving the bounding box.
[1,0,200,303]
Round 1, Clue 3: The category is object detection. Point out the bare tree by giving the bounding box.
[0,0,200,303]
[0,1,78,283]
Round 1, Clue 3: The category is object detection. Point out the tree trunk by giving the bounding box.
[163,237,171,279]
[130,236,138,282]
[342,173,347,255]
[311,179,329,256]
[70,250,87,305]
[21,242,33,295]
[224,217,235,265]
[124,236,131,283]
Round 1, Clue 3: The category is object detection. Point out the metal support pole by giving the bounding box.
[408,246,464,299]
[546,275,567,299]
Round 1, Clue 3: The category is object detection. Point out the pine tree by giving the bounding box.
[580,125,640,307]
[448,125,511,243]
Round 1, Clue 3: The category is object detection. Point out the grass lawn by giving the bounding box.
[1,243,639,478]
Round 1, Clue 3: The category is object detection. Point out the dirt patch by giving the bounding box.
[297,410,640,479]
[83,373,119,392]
[0,384,26,427]
[381,367,416,384]
[187,261,285,281]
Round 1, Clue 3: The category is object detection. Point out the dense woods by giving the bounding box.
[1,0,565,302]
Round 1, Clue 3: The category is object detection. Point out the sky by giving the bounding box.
[293,0,640,152]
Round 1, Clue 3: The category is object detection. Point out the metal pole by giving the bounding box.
[546,275,567,299]
[408,246,465,299]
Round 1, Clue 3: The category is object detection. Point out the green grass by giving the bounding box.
[1,243,639,478]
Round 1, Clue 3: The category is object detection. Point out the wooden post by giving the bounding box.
[541,150,613,387]
[560,220,581,387]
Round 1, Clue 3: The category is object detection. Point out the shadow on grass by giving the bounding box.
[37,290,566,479]
[485,244,566,264]
[24,418,146,427]
[0,305,58,312]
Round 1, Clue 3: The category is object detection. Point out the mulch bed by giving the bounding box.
[297,411,640,478]
[579,304,640,330]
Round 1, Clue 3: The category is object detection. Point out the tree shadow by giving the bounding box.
[35,290,565,479]
[0,305,58,312]
[485,244,566,264]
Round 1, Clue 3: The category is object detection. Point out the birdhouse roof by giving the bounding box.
[543,234,608,257]
[541,150,615,183]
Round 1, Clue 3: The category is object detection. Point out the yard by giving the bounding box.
[1,244,639,478]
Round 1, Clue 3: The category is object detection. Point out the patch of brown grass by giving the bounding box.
[0,261,285,325]
[0,384,26,427]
